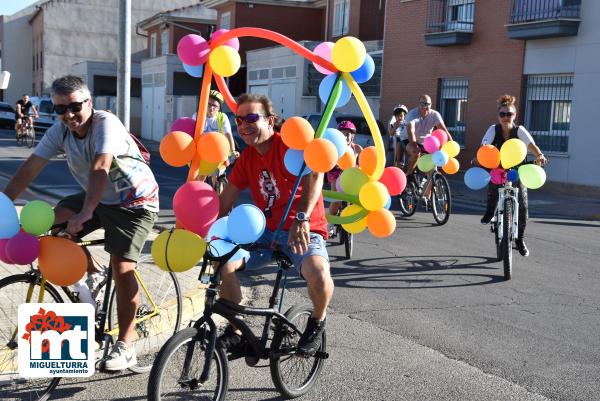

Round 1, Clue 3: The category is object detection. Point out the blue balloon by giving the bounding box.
[507,169,519,182]
[208,238,236,257]
[0,193,19,239]
[432,150,449,167]
[464,167,491,190]
[384,194,391,210]
[319,74,352,107]
[350,54,375,84]
[207,216,229,241]
[284,149,312,177]
[182,62,204,78]
[227,204,266,244]
[323,128,347,158]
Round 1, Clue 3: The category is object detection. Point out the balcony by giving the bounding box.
[506,0,581,40]
[424,0,474,47]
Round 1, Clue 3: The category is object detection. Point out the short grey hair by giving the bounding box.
[51,75,91,98]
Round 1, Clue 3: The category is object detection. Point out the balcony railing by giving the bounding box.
[507,0,581,39]
[425,0,474,46]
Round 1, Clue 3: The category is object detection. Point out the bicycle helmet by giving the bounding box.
[209,90,224,106]
[393,104,408,115]
[337,120,356,132]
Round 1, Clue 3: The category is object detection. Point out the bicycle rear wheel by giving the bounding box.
[107,256,182,373]
[398,180,418,217]
[0,274,63,401]
[502,198,513,280]
[344,230,353,260]
[270,303,326,399]
[26,127,35,148]
[431,173,451,225]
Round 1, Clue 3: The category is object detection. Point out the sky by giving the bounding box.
[0,0,39,16]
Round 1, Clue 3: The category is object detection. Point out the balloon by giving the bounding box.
[518,164,546,189]
[464,167,491,190]
[173,181,219,237]
[20,200,55,236]
[379,167,407,196]
[331,36,366,72]
[340,204,367,234]
[210,29,240,51]
[322,128,347,158]
[5,232,39,265]
[304,138,338,173]
[338,148,356,170]
[500,138,527,169]
[160,131,196,167]
[207,216,230,240]
[490,167,507,185]
[417,154,434,172]
[350,54,375,84]
[319,74,351,107]
[182,62,204,78]
[441,140,460,158]
[228,204,266,244]
[151,229,206,272]
[359,146,378,176]
[335,175,343,192]
[477,145,501,169]
[177,34,210,66]
[209,46,241,77]
[423,135,441,154]
[312,42,335,75]
[197,158,220,176]
[281,117,315,150]
[284,149,312,177]
[431,129,448,148]
[0,239,14,263]
[170,117,197,137]
[0,192,20,239]
[197,131,230,163]
[367,209,396,238]
[38,236,87,286]
[442,157,460,175]
[384,194,392,209]
[340,167,369,195]
[431,150,449,167]
[507,169,519,182]
[358,181,388,211]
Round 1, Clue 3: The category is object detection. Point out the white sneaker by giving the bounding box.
[103,341,137,371]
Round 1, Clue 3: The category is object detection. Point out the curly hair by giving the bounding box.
[497,94,516,110]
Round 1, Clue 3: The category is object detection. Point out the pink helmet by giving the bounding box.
[337,120,356,132]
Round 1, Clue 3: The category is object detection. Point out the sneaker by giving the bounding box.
[480,211,495,225]
[217,325,248,356]
[515,239,530,257]
[103,341,137,371]
[297,317,325,357]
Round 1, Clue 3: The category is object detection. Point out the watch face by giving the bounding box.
[296,212,308,221]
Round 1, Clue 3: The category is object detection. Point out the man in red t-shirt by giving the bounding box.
[218,93,332,357]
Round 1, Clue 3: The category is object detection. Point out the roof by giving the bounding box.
[137,3,217,31]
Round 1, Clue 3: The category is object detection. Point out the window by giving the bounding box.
[524,74,573,153]
[439,78,468,146]
[161,29,169,55]
[150,32,157,58]
[427,0,474,33]
[333,0,350,37]
[220,12,231,30]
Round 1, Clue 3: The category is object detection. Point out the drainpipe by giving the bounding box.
[117,0,131,130]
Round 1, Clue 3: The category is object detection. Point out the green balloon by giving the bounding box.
[340,167,369,195]
[518,164,546,189]
[417,154,434,172]
[20,200,55,235]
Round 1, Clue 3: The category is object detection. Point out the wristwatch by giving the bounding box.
[295,212,310,222]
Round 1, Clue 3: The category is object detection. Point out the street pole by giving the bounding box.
[117,0,131,130]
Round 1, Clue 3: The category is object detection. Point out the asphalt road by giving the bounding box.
[1,129,599,401]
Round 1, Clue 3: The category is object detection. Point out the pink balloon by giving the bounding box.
[170,117,197,138]
[313,42,335,75]
[0,239,15,264]
[173,181,219,237]
[5,232,40,265]
[490,167,507,185]
[431,129,448,147]
[379,167,407,196]
[210,29,240,51]
[423,135,441,154]
[177,34,210,66]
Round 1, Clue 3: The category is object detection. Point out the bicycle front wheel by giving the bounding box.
[148,325,228,401]
[344,230,353,260]
[0,274,63,401]
[398,180,418,217]
[431,173,451,225]
[502,198,514,280]
[15,131,23,146]
[26,127,35,148]
[107,255,182,373]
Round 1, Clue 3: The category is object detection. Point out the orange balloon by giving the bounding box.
[281,117,315,150]
[197,132,230,163]
[38,236,87,286]
[442,157,460,175]
[367,209,396,238]
[338,149,356,170]
[477,145,500,169]
[359,146,378,176]
[160,131,196,167]
[304,138,338,173]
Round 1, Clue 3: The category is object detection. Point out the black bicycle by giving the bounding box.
[16,116,36,148]
[147,243,328,400]
[398,167,452,225]
[328,201,353,259]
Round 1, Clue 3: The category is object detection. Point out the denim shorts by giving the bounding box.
[243,230,329,276]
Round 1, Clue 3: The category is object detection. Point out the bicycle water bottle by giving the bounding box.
[73,278,96,309]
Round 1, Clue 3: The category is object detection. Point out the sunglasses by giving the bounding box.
[499,112,515,118]
[235,113,265,126]
[53,99,89,115]
[420,102,432,107]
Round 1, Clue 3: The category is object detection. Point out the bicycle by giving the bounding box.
[328,201,353,259]
[16,116,36,148]
[0,226,183,401]
[148,242,328,401]
[398,167,452,225]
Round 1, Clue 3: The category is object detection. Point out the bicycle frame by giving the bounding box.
[495,182,519,244]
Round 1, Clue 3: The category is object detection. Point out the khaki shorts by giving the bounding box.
[56,192,157,262]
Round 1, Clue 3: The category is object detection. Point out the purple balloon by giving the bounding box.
[5,232,40,265]
[170,117,197,137]
[176,34,210,66]
[0,239,14,264]
[423,135,441,154]
[335,175,343,192]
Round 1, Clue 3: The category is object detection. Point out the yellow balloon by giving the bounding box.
[332,37,366,72]
[151,229,206,272]
[500,138,527,169]
[441,140,460,158]
[209,46,241,77]
[358,181,388,211]
[340,204,367,234]
[198,158,220,175]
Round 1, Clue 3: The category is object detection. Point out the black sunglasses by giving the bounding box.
[53,99,89,115]
[235,113,265,126]
[499,111,515,118]
[419,101,432,107]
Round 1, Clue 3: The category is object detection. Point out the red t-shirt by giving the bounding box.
[228,133,328,238]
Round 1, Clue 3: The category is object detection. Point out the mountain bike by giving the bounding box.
[0,226,183,401]
[328,201,353,259]
[16,117,36,148]
[398,168,452,225]
[148,242,328,401]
